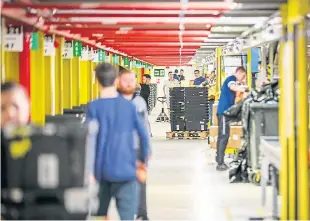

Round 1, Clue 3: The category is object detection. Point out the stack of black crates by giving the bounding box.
[170,87,209,132]
[1,112,98,220]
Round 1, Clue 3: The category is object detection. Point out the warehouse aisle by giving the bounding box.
[106,108,274,220]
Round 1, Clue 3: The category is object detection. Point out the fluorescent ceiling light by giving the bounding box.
[216,16,268,25]
[71,17,219,23]
[209,33,237,38]
[57,10,223,15]
[211,26,249,33]
[204,38,233,42]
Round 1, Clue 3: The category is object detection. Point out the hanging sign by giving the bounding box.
[88,47,93,60]
[124,57,130,67]
[30,32,39,50]
[105,53,110,63]
[80,45,89,60]
[73,40,82,57]
[44,34,55,56]
[92,49,99,62]
[62,40,73,59]
[154,69,165,77]
[98,50,105,62]
[4,26,23,52]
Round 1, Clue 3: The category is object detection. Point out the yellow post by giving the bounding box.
[55,37,64,114]
[4,51,19,82]
[1,18,5,82]
[79,60,88,104]
[72,57,80,106]
[215,47,222,100]
[44,55,53,115]
[247,49,252,89]
[63,58,73,108]
[30,32,45,125]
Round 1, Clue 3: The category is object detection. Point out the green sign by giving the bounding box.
[154,69,165,77]
[124,57,130,67]
[98,49,105,62]
[73,40,82,57]
[30,32,39,50]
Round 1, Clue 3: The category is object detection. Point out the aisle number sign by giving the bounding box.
[81,45,89,60]
[105,52,110,63]
[98,50,105,62]
[44,34,55,56]
[73,40,82,57]
[62,40,73,59]
[30,32,39,50]
[4,26,23,52]
[154,69,165,77]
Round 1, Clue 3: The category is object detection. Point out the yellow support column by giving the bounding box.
[215,47,222,100]
[4,51,19,82]
[30,32,45,125]
[72,57,80,106]
[1,18,5,82]
[63,58,73,108]
[79,60,88,105]
[279,6,289,221]
[44,55,53,116]
[247,49,252,89]
[92,62,98,100]
[55,37,64,114]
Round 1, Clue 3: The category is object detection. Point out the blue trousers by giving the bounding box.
[98,180,138,220]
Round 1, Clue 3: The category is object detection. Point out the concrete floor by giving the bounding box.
[107,108,274,220]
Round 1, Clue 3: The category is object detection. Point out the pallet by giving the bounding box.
[166,131,208,140]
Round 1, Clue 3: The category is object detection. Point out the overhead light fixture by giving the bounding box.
[212,11,220,15]
[206,24,212,29]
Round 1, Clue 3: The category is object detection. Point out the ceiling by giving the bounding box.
[2,0,285,66]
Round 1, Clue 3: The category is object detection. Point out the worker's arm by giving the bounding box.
[134,106,150,163]
[228,81,248,93]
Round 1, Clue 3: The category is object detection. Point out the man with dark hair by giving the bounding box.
[193,70,205,86]
[87,63,150,220]
[118,69,151,221]
[216,66,248,171]
[179,69,185,81]
[140,74,151,112]
[173,69,180,81]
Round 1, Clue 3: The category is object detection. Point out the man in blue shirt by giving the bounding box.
[87,63,150,220]
[216,67,247,171]
[193,70,205,86]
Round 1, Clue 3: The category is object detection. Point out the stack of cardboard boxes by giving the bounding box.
[209,102,243,149]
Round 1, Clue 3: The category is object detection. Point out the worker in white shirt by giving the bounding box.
[163,71,180,108]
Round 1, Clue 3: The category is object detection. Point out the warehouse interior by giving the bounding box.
[1,0,309,220]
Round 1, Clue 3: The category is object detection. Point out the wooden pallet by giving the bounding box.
[166,131,208,140]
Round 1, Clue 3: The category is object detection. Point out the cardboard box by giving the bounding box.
[212,103,218,126]
[209,125,243,149]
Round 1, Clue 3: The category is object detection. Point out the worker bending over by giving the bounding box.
[216,67,248,171]
[118,69,151,220]
[87,63,150,220]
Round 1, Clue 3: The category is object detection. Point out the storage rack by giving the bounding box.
[167,87,209,139]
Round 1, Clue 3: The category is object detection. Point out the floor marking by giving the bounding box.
[225,207,233,221]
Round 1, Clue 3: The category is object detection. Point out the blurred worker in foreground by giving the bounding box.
[140,74,151,112]
[87,63,150,220]
[201,70,217,124]
[216,67,248,171]
[193,70,205,86]
[1,82,30,189]
[118,69,151,221]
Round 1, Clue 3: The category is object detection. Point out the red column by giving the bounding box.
[19,32,31,98]
[141,67,145,78]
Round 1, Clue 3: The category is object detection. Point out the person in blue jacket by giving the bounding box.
[216,67,248,171]
[87,63,150,220]
[193,70,205,86]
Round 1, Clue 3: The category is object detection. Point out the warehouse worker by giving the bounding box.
[173,69,180,81]
[87,63,150,220]
[118,69,151,221]
[193,70,205,86]
[216,67,248,171]
[163,71,179,108]
[179,69,185,81]
[140,74,151,112]
[201,70,217,124]
[1,82,30,192]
